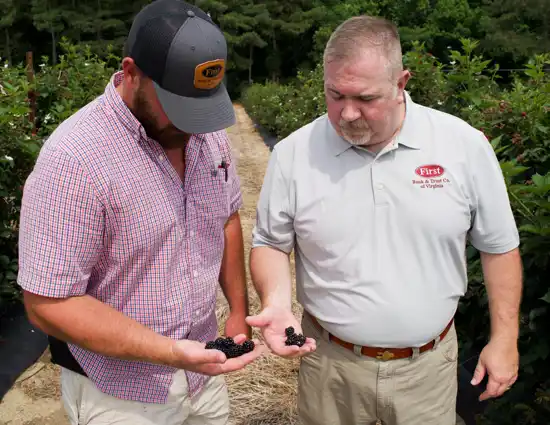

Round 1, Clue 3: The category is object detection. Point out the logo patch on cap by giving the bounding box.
[194,59,225,90]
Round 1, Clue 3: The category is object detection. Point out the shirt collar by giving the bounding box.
[103,71,148,141]
[394,90,421,150]
[327,90,421,156]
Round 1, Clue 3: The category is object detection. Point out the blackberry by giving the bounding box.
[285,327,306,347]
[242,340,255,353]
[204,336,255,358]
[225,345,245,359]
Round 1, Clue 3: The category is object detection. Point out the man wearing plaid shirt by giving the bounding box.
[16,1,265,424]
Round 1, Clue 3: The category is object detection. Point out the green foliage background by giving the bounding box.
[0,0,549,96]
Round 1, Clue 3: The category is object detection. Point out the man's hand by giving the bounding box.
[224,312,252,339]
[170,334,267,375]
[471,339,519,401]
[246,306,316,358]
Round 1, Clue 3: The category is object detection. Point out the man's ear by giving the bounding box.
[398,69,411,91]
[121,58,143,89]
[394,69,411,103]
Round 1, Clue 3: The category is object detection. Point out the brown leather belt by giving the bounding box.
[307,312,454,361]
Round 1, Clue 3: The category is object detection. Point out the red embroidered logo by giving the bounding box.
[415,164,445,177]
[412,164,450,189]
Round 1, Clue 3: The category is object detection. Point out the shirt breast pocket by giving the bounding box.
[189,168,231,263]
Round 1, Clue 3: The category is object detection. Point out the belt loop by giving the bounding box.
[433,335,441,350]
[411,347,420,360]
[353,345,363,357]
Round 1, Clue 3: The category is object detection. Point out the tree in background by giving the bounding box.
[1,0,549,90]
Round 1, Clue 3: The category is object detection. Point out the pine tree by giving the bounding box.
[0,0,16,64]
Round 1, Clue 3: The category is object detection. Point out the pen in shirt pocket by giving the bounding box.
[212,159,229,182]
[218,160,229,182]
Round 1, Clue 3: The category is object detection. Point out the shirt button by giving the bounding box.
[159,154,165,161]
[190,231,195,237]
[376,183,385,190]
[193,270,198,277]
[195,310,200,318]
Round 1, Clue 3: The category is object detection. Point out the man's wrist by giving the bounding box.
[155,336,178,367]
[490,325,519,345]
[262,296,292,312]
[228,306,249,317]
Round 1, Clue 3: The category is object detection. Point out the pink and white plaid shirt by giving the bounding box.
[17,71,242,403]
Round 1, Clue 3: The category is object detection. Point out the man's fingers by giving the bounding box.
[304,338,317,351]
[197,348,226,364]
[196,343,268,376]
[232,334,247,344]
[479,377,501,401]
[271,339,316,359]
[471,361,486,386]
[219,343,268,373]
[245,313,271,328]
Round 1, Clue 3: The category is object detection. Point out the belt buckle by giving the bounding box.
[376,351,395,361]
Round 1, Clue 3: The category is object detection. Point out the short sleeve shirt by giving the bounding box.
[17,72,242,403]
[252,91,519,348]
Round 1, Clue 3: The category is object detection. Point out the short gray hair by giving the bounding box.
[323,16,403,77]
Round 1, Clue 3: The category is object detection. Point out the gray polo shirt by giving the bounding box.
[252,91,519,348]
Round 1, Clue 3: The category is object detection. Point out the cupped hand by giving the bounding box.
[170,333,267,375]
[245,306,316,358]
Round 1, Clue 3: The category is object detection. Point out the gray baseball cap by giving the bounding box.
[124,0,235,134]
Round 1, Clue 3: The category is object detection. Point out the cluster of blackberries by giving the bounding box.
[205,337,255,359]
[285,326,306,347]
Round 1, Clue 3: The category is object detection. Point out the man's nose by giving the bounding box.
[340,100,361,122]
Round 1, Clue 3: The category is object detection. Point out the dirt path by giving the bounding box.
[0,104,300,425]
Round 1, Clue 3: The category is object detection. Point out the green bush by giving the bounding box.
[0,40,119,317]
[242,64,326,139]
[241,39,550,424]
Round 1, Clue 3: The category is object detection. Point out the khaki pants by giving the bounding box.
[297,313,458,425]
[61,367,229,425]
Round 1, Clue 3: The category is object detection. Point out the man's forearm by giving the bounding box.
[481,248,523,342]
[219,212,249,316]
[23,291,175,366]
[249,245,293,310]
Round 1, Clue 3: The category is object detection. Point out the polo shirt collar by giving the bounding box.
[327,89,421,156]
[326,116,354,157]
[394,90,421,150]
[104,71,148,141]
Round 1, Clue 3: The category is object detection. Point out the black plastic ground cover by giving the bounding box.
[456,353,490,425]
[0,301,48,401]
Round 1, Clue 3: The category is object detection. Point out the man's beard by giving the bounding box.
[339,119,374,146]
[133,89,189,148]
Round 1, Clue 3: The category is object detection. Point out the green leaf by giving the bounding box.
[519,224,541,235]
[541,290,550,304]
[490,134,503,149]
[531,173,550,188]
